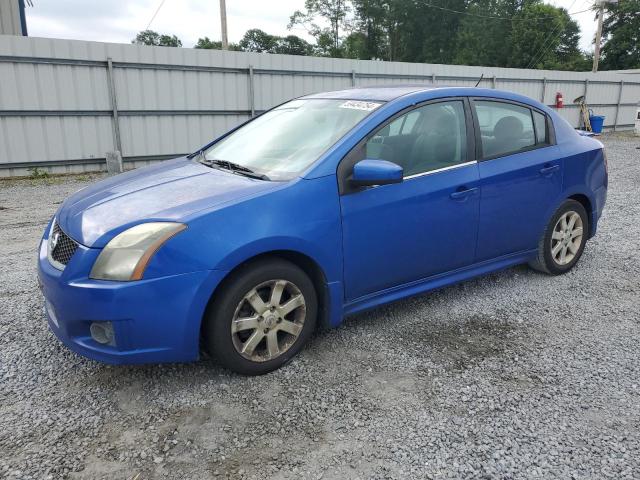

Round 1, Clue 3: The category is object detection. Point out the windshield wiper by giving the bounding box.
[197,153,270,181]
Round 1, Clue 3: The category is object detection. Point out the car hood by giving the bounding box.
[57,157,280,248]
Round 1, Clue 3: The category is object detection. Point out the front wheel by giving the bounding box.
[203,258,317,375]
[529,199,589,275]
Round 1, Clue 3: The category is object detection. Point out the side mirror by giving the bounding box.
[351,159,403,187]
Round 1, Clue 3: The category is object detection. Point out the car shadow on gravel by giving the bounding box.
[335,266,533,370]
[408,313,517,371]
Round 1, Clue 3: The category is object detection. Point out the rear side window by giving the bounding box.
[532,110,548,145]
[474,101,536,158]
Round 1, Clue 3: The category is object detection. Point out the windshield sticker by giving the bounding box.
[339,100,382,111]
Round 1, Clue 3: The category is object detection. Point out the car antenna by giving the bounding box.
[474,74,484,87]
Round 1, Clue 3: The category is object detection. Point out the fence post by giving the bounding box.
[106,57,123,164]
[431,73,436,85]
[541,77,547,104]
[492,75,497,89]
[248,65,255,117]
[613,80,623,132]
[583,78,589,103]
[351,70,356,87]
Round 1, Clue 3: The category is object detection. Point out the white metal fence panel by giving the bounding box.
[0,35,639,177]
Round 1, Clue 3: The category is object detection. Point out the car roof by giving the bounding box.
[301,84,443,102]
[300,84,549,111]
[304,84,547,103]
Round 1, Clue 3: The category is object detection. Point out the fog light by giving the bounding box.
[90,322,116,346]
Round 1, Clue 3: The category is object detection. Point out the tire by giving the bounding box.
[203,258,317,375]
[529,199,589,275]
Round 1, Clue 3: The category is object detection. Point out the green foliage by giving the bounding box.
[284,0,591,70]
[135,0,602,71]
[600,0,640,70]
[349,0,389,60]
[27,167,49,179]
[194,37,222,49]
[239,29,279,52]
[454,1,509,67]
[132,30,182,47]
[194,37,242,51]
[231,30,313,55]
[510,3,579,69]
[289,0,351,57]
[342,31,368,59]
[274,36,314,56]
[396,0,467,64]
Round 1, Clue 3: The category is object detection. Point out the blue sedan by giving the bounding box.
[38,86,608,374]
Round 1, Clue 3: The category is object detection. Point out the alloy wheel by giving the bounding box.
[550,210,584,266]
[231,280,306,362]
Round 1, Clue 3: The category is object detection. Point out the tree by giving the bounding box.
[196,32,309,55]
[274,35,314,55]
[289,0,351,57]
[510,3,575,69]
[349,0,389,60]
[454,0,588,70]
[239,29,278,53]
[194,36,242,51]
[600,0,640,70]
[342,31,368,58]
[396,0,466,64]
[284,0,591,70]
[194,37,222,49]
[132,30,182,47]
[454,0,518,67]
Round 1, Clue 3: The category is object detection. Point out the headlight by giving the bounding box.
[90,222,186,281]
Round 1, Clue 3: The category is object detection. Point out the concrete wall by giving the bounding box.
[1,35,639,177]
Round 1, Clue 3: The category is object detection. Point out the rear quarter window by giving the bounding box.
[533,110,549,145]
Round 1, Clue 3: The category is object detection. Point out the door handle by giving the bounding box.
[450,187,478,200]
[539,164,560,176]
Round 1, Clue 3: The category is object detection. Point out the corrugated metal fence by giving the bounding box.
[1,35,639,177]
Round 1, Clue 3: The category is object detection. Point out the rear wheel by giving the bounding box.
[529,199,589,275]
[203,258,317,375]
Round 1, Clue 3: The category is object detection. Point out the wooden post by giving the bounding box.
[106,57,123,160]
[219,0,229,50]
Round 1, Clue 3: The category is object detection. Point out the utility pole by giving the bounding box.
[592,1,605,73]
[592,0,619,73]
[219,0,229,50]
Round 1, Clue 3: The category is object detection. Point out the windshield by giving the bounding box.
[201,99,382,180]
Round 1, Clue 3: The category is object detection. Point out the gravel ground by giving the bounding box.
[1,134,639,480]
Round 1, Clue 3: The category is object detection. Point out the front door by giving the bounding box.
[339,99,480,301]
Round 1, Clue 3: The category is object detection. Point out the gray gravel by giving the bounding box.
[1,134,639,480]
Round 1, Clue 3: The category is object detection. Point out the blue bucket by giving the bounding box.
[589,114,605,134]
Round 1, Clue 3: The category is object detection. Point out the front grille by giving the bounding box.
[49,221,79,267]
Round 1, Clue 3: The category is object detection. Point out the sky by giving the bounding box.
[25,0,598,52]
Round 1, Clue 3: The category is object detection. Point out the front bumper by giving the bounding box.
[37,235,226,364]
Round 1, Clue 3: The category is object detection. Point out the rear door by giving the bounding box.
[472,99,563,261]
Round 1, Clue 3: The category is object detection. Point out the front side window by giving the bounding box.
[474,101,536,158]
[203,99,381,180]
[364,101,468,177]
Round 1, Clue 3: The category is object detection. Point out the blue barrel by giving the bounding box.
[589,114,605,134]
